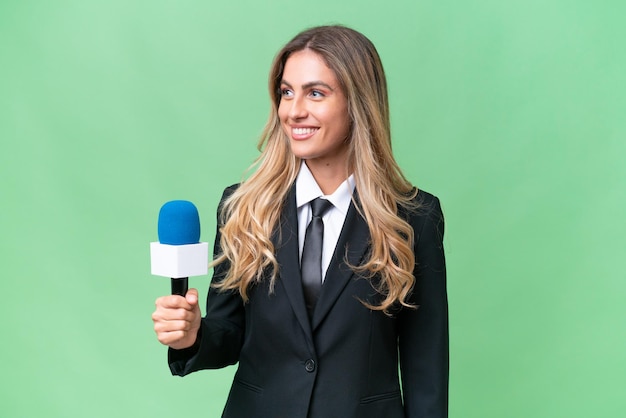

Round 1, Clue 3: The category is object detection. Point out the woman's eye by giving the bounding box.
[310,90,325,98]
[281,88,293,97]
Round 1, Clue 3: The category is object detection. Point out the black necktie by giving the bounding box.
[301,197,333,318]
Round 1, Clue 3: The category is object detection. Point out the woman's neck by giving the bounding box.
[304,160,350,195]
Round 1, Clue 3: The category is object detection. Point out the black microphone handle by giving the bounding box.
[171,277,189,296]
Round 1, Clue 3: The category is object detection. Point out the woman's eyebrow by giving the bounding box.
[280,79,335,91]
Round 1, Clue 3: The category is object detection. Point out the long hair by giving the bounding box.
[212,25,418,312]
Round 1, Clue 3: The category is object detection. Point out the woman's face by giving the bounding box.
[278,49,351,172]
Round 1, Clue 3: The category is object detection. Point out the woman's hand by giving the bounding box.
[152,288,201,350]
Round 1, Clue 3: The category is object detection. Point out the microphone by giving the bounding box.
[150,200,209,296]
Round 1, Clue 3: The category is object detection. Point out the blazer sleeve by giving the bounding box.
[398,193,449,417]
[168,186,246,376]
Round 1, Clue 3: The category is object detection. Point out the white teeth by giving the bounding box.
[293,127,317,135]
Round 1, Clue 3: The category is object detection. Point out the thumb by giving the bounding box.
[186,288,199,306]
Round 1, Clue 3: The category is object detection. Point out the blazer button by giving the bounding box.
[304,359,316,373]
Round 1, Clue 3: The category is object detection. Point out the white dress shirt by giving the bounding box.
[295,162,355,281]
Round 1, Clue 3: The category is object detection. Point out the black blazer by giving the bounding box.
[169,185,448,418]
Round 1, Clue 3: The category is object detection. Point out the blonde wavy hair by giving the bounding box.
[212,25,418,312]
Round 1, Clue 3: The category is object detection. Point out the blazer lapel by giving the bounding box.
[311,196,371,331]
[274,185,315,345]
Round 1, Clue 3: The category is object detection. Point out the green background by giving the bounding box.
[1,1,624,417]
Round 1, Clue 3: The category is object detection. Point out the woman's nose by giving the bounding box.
[288,96,308,120]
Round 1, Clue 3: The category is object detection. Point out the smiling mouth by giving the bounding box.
[292,127,318,135]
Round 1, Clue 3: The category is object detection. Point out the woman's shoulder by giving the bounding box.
[408,188,443,215]
[224,183,241,194]
[402,188,445,228]
[413,188,439,206]
[218,183,241,202]
[398,189,446,249]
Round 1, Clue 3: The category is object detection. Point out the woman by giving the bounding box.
[153,25,448,418]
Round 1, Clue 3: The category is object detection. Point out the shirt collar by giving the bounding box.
[295,161,355,215]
